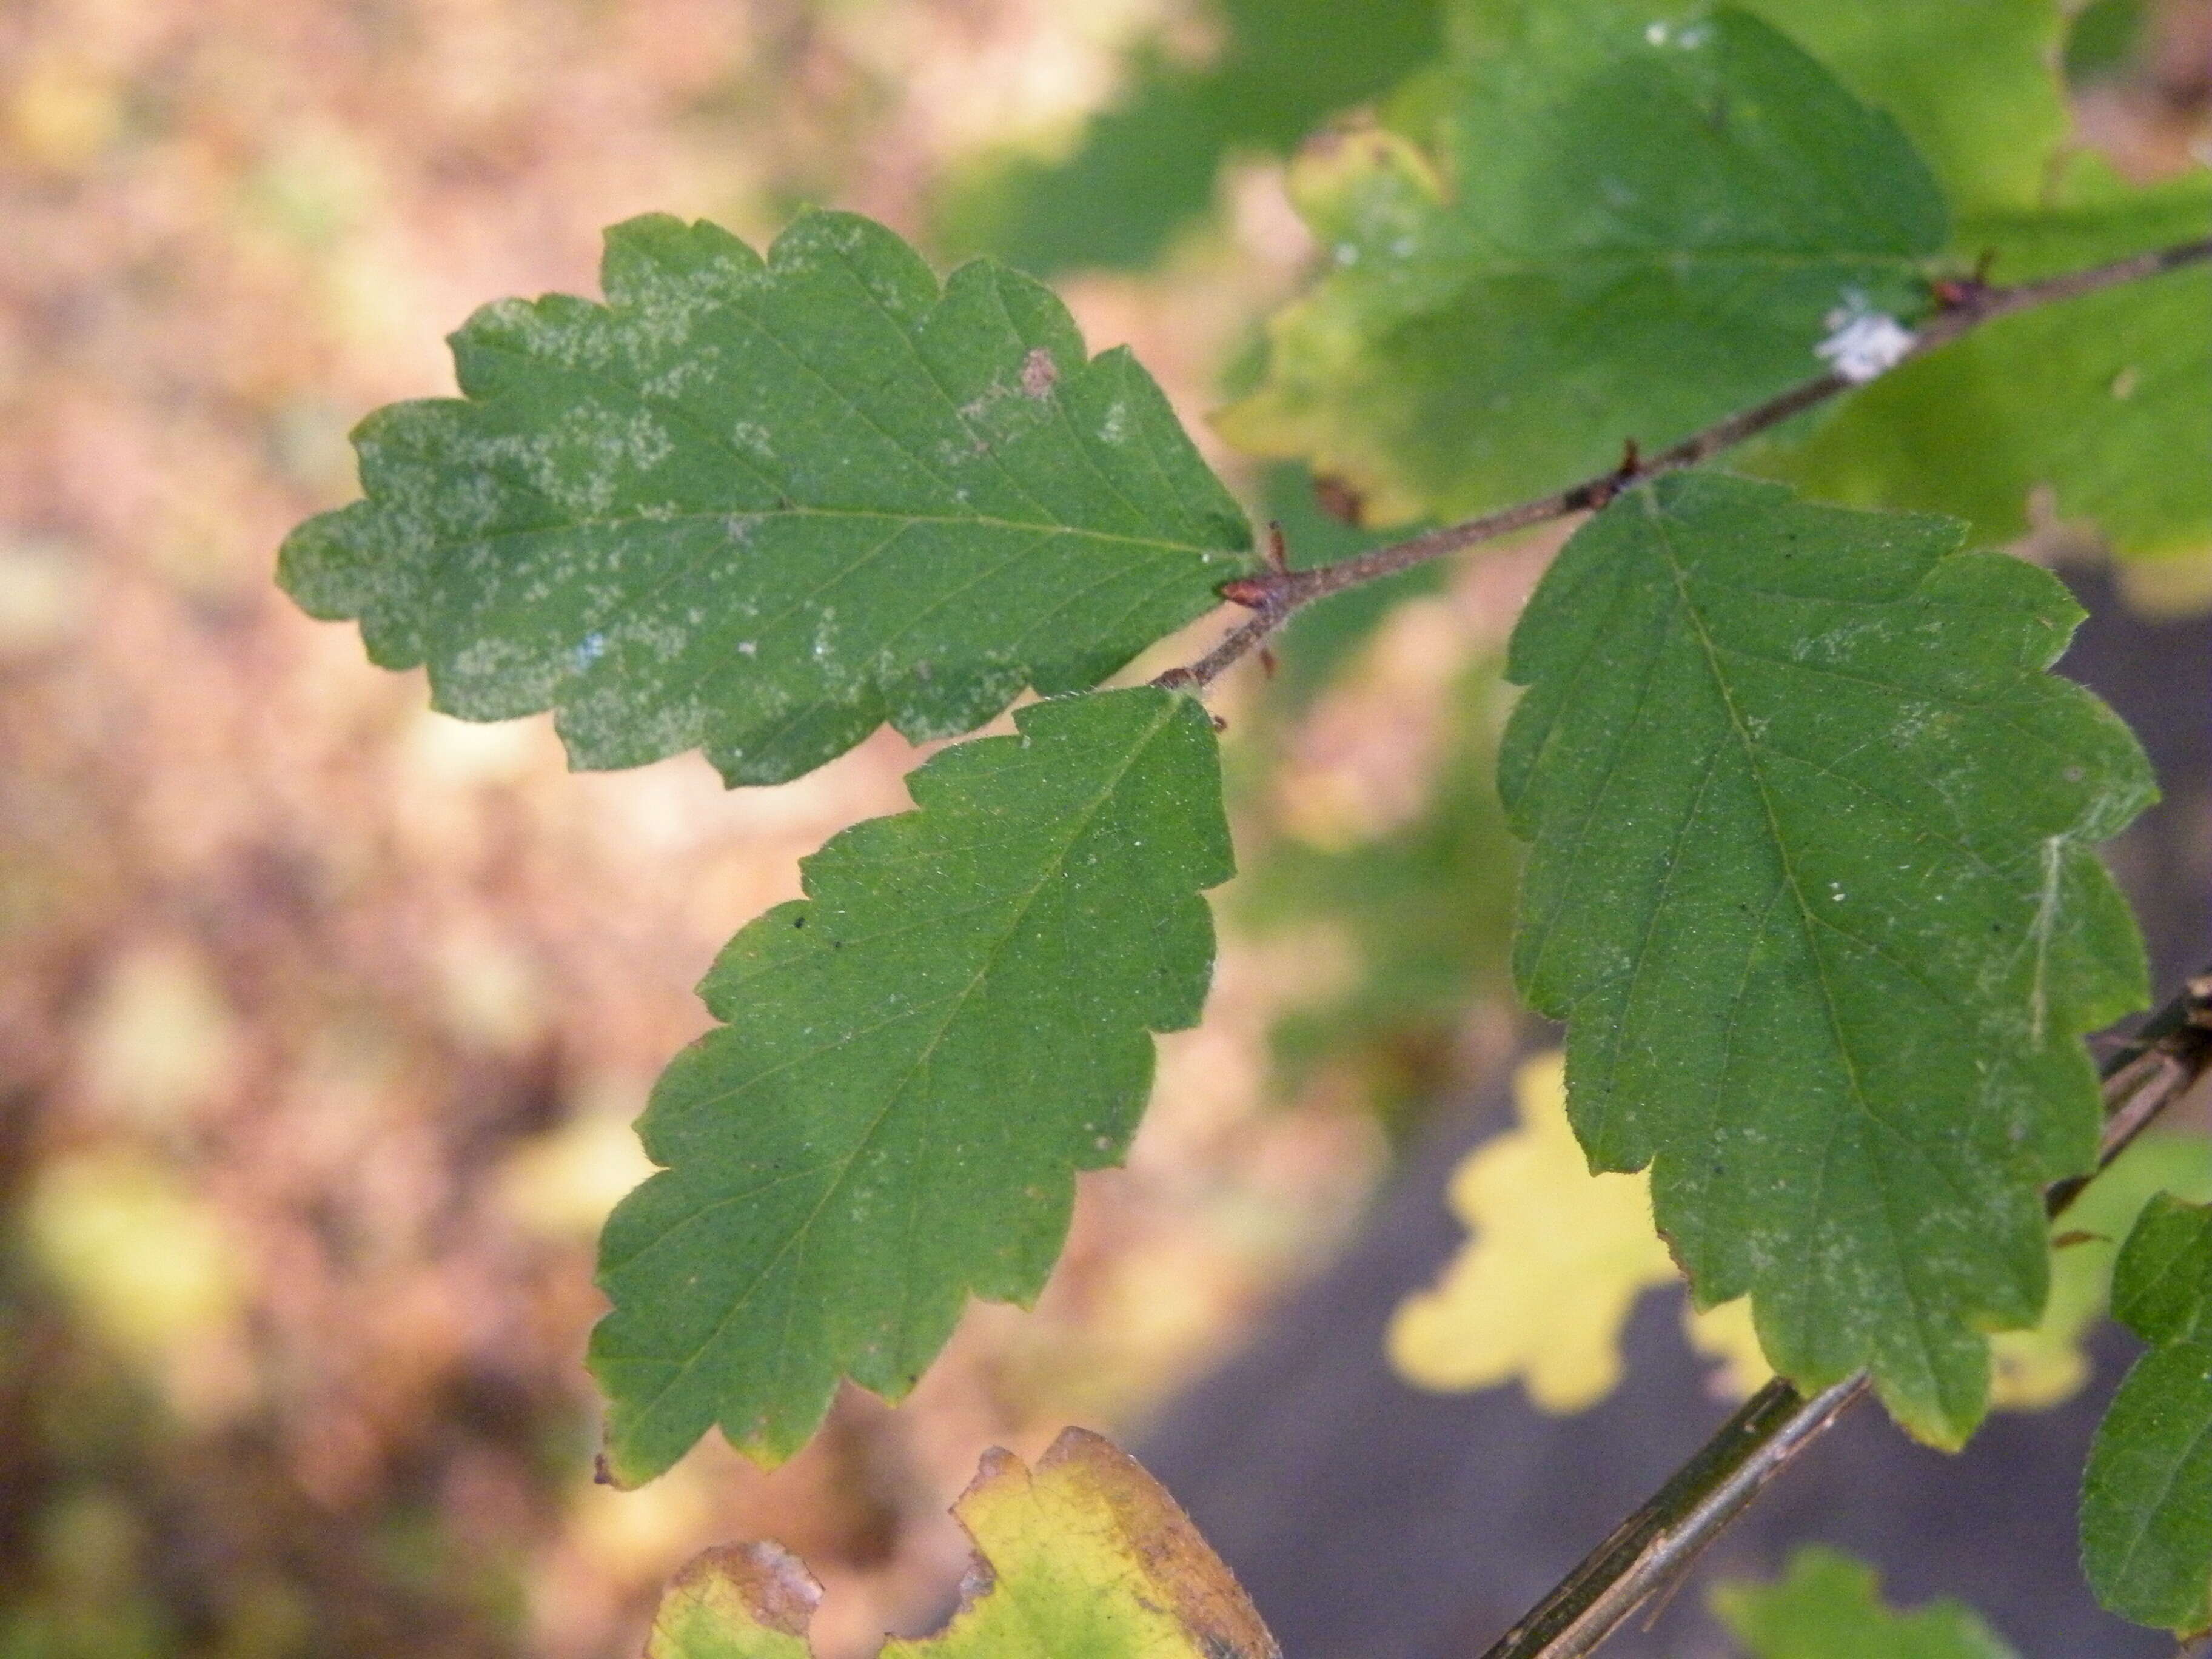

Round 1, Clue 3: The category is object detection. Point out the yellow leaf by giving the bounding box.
[649,1541,818,1659]
[1686,1297,1775,1399]
[1389,1051,1680,1411]
[647,1429,1279,1659]
[1392,1048,2212,1419]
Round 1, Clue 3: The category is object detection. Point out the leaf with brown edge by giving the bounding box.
[645,1429,1279,1659]
[649,1542,819,1659]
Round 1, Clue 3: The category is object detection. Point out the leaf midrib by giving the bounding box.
[1647,500,1966,1403]
[419,502,1239,565]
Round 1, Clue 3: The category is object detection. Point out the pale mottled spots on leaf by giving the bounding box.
[1504,472,2154,1448]
[447,634,559,713]
[482,295,623,374]
[276,209,1256,786]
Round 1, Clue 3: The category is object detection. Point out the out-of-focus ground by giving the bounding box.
[0,5,1395,1654]
[0,4,2205,1658]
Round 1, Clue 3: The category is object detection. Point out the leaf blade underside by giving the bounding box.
[280,211,1255,785]
[1218,1,1948,525]
[1500,471,2153,1447]
[589,687,1231,1484]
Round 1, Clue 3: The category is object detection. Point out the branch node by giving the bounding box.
[1218,576,1277,609]
[1581,439,1644,512]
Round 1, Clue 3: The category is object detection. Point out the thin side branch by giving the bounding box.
[1478,968,2212,1659]
[1157,235,2212,692]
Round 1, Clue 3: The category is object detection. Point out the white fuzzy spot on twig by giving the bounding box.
[1816,298,1917,384]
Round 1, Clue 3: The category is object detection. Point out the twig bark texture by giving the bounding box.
[1156,236,2212,693]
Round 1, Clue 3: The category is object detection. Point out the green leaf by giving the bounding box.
[2113,1192,2212,1347]
[2082,1195,2212,1634]
[280,212,1255,786]
[2082,1338,2212,1635]
[2064,0,2149,85]
[1725,0,2068,216]
[932,0,1444,275]
[1750,159,2212,561]
[1452,0,2073,216]
[589,688,1232,1483]
[1712,1546,2020,1658]
[1986,1132,2212,1410]
[1500,471,2153,1447]
[646,1430,1279,1659]
[1218,2,1947,525]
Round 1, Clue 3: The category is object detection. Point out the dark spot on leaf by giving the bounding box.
[1313,473,1366,526]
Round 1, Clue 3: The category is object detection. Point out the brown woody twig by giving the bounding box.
[1479,968,2212,1659]
[1155,235,2212,694]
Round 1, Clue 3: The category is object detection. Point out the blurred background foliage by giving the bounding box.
[0,1,2205,1656]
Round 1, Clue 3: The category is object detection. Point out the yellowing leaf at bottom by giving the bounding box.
[648,1429,1278,1659]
